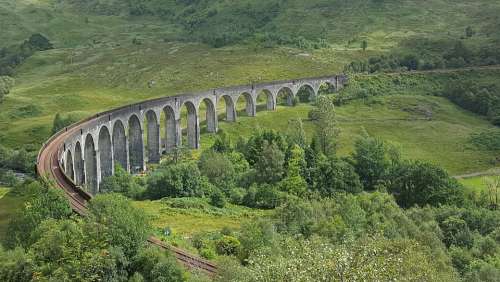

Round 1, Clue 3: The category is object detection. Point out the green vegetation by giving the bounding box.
[2,0,500,280]
[210,93,500,175]
[1,182,187,281]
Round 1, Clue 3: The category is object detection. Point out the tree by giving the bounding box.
[6,181,72,249]
[87,194,151,258]
[285,118,307,148]
[24,34,53,51]
[211,130,232,153]
[131,246,184,282]
[440,216,473,248]
[146,162,207,199]
[361,40,368,51]
[387,160,464,208]
[254,142,285,184]
[352,130,389,190]
[198,150,236,192]
[279,145,307,196]
[313,156,363,195]
[215,235,241,256]
[99,164,145,199]
[210,189,227,208]
[310,96,339,157]
[240,130,288,166]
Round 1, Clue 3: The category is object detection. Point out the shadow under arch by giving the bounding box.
[112,120,127,171]
[276,87,294,106]
[182,101,199,149]
[296,84,315,103]
[236,92,255,117]
[128,114,144,173]
[145,110,160,164]
[84,134,98,195]
[98,126,113,180]
[256,89,275,111]
[74,141,84,185]
[65,150,74,181]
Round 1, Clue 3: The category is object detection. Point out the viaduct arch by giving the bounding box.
[56,74,347,194]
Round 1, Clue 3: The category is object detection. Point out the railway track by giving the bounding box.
[36,119,218,277]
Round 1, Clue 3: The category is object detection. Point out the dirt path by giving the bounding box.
[454,168,500,179]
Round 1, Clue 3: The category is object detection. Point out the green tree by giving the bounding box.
[310,96,339,157]
[211,130,232,153]
[465,26,475,38]
[6,181,72,249]
[100,164,145,199]
[254,142,285,184]
[313,156,363,195]
[215,235,241,256]
[146,162,206,199]
[198,150,236,192]
[279,145,307,196]
[362,40,368,51]
[210,189,227,208]
[440,216,473,248]
[352,130,389,190]
[87,194,151,258]
[387,161,464,208]
[285,118,307,148]
[131,246,184,282]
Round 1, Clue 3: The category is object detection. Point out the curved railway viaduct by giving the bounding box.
[36,73,347,273]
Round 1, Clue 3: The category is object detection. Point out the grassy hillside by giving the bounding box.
[203,93,500,175]
[3,0,499,48]
[0,0,499,170]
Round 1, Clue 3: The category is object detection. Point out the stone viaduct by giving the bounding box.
[58,74,348,194]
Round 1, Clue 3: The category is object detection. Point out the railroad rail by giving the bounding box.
[36,115,218,277]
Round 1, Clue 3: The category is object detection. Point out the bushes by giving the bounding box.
[311,156,362,195]
[145,162,208,199]
[345,39,500,74]
[387,161,465,208]
[0,34,53,76]
[215,235,241,256]
[99,164,145,199]
[443,81,500,126]
[2,184,186,281]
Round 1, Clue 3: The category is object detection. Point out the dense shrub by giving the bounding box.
[99,164,145,199]
[387,161,465,208]
[145,162,208,199]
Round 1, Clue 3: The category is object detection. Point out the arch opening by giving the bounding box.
[65,150,74,181]
[162,105,178,153]
[297,84,315,103]
[182,101,199,149]
[218,95,236,122]
[276,87,295,106]
[256,89,274,111]
[318,82,336,96]
[145,110,160,163]
[74,142,84,186]
[99,126,113,180]
[84,134,98,195]
[112,120,127,171]
[200,98,217,134]
[128,114,144,173]
[236,92,255,117]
